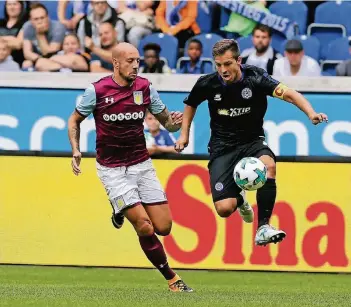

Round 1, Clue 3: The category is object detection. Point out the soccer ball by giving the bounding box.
[233,157,267,191]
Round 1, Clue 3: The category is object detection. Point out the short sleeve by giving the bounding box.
[183,76,207,108]
[76,84,96,117]
[256,69,281,96]
[51,22,66,43]
[148,84,166,115]
[22,21,33,40]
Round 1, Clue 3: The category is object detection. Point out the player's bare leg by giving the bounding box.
[124,204,193,292]
[214,193,254,223]
[144,203,193,292]
[255,155,286,246]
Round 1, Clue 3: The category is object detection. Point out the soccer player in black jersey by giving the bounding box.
[175,39,328,246]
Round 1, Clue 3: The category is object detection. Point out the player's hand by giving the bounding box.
[71,150,82,176]
[175,135,189,153]
[170,111,183,125]
[310,112,328,125]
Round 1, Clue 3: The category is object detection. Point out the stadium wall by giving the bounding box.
[1,152,351,273]
[0,73,351,156]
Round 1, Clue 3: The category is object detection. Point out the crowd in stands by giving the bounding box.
[0,0,351,76]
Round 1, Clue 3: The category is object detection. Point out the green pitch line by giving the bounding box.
[0,265,350,307]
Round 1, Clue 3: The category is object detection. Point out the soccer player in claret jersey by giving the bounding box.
[68,43,193,292]
[175,39,328,246]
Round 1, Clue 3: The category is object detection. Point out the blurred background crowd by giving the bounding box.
[0,0,351,76]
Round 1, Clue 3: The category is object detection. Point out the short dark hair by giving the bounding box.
[188,38,202,50]
[253,24,272,37]
[29,2,48,15]
[212,39,240,59]
[143,43,161,56]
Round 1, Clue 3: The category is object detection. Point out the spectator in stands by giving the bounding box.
[76,0,125,53]
[336,40,351,76]
[144,111,176,156]
[89,22,118,73]
[33,33,90,72]
[179,38,204,74]
[117,1,155,47]
[155,0,200,49]
[0,38,20,71]
[139,43,171,73]
[241,24,281,75]
[0,0,28,66]
[57,0,86,31]
[22,2,66,71]
[273,39,321,77]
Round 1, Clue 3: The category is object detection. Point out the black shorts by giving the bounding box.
[208,138,276,202]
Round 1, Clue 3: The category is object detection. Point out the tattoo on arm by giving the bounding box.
[154,107,180,132]
[68,110,85,151]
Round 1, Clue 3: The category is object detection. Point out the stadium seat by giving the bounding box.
[313,1,351,34]
[138,33,179,68]
[271,30,287,53]
[325,37,350,61]
[0,1,5,19]
[320,60,343,76]
[40,1,73,21]
[269,1,308,34]
[280,35,321,61]
[184,33,223,58]
[307,24,346,59]
[237,35,253,53]
[176,57,215,74]
[196,1,214,34]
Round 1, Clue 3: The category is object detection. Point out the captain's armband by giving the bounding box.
[273,83,290,100]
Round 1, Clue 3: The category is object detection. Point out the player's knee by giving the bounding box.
[155,221,172,236]
[215,201,235,218]
[136,218,154,237]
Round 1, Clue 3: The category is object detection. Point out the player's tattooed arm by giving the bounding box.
[154,107,182,132]
[68,110,86,176]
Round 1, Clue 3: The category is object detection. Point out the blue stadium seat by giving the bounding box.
[196,1,214,33]
[0,1,5,19]
[320,60,343,76]
[176,57,215,74]
[237,35,253,53]
[325,37,350,61]
[313,1,351,34]
[138,33,179,68]
[271,30,287,53]
[307,24,346,59]
[40,1,73,21]
[184,33,223,58]
[269,1,308,34]
[280,35,321,61]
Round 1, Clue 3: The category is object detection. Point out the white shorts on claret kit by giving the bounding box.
[96,159,167,214]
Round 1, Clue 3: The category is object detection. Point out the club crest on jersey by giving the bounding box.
[241,88,252,99]
[133,91,143,105]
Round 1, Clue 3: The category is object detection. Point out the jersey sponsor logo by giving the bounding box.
[214,94,222,101]
[105,97,114,103]
[103,111,144,122]
[218,107,251,117]
[273,83,289,99]
[241,88,252,99]
[133,91,143,105]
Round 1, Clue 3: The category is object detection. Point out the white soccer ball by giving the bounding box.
[233,157,268,191]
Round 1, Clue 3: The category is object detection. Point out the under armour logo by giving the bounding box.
[105,97,114,103]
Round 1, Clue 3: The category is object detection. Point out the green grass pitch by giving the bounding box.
[1,265,350,307]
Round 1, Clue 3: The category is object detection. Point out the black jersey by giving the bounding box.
[184,65,283,157]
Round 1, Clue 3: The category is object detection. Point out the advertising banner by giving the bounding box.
[1,156,350,272]
[1,88,351,156]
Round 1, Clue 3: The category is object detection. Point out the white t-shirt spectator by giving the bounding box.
[273,55,321,77]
